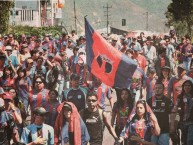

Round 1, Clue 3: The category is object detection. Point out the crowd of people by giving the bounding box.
[0,28,192,145]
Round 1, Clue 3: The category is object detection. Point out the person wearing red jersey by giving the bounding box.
[132,45,146,71]
[29,76,49,122]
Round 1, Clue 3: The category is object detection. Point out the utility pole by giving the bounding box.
[74,0,77,33]
[146,12,149,31]
[103,3,112,35]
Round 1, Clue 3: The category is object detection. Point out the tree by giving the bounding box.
[0,1,14,34]
[166,0,193,36]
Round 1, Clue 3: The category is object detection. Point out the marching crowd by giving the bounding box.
[0,28,193,145]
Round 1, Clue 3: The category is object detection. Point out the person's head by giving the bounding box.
[177,64,186,78]
[120,88,131,102]
[3,92,13,109]
[73,46,79,55]
[8,34,14,42]
[159,40,166,47]
[70,73,80,88]
[3,66,13,78]
[36,57,43,66]
[34,107,48,125]
[48,90,58,100]
[17,67,26,78]
[71,30,76,36]
[34,76,45,91]
[21,44,29,54]
[125,49,133,58]
[63,103,72,119]
[182,80,193,95]
[146,36,152,46]
[161,66,170,79]
[48,53,54,62]
[62,33,68,40]
[5,46,13,56]
[154,81,164,97]
[26,58,34,68]
[87,92,98,110]
[136,100,147,119]
[60,51,67,61]
[165,37,170,45]
[111,36,118,45]
[140,32,144,37]
[185,35,191,44]
[8,88,17,99]
[0,55,6,67]
[148,68,156,78]
[44,34,49,42]
[158,48,166,57]
[133,45,140,56]
[30,49,40,59]
[122,40,128,48]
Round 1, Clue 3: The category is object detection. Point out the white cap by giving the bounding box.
[159,40,166,44]
[5,46,12,50]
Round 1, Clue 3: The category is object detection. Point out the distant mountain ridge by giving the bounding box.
[62,0,171,33]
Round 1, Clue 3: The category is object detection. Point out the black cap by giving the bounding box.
[161,66,170,70]
[34,107,48,115]
[70,73,80,80]
[149,68,156,73]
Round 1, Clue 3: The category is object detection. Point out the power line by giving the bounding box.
[103,3,112,35]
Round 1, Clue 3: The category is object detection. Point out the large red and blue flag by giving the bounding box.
[85,18,137,88]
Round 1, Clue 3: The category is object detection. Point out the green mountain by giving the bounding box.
[61,0,171,33]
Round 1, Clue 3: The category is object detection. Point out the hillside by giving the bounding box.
[61,0,171,34]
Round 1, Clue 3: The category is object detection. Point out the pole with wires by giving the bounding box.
[74,0,77,33]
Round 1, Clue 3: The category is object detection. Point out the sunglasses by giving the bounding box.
[5,50,12,52]
[88,99,97,103]
[35,81,43,84]
[9,91,16,93]
[36,113,45,117]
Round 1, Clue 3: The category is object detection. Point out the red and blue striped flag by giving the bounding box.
[85,18,137,88]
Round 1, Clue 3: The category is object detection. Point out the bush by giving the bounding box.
[9,25,62,38]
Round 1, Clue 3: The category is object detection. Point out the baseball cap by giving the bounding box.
[161,66,170,70]
[122,40,128,45]
[27,58,33,64]
[63,103,72,111]
[48,53,54,58]
[3,92,13,100]
[33,107,48,115]
[42,46,48,51]
[70,73,80,80]
[133,45,141,51]
[178,64,186,70]
[21,44,28,49]
[5,46,12,51]
[149,68,156,73]
[159,40,166,44]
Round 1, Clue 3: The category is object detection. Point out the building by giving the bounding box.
[9,0,62,27]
